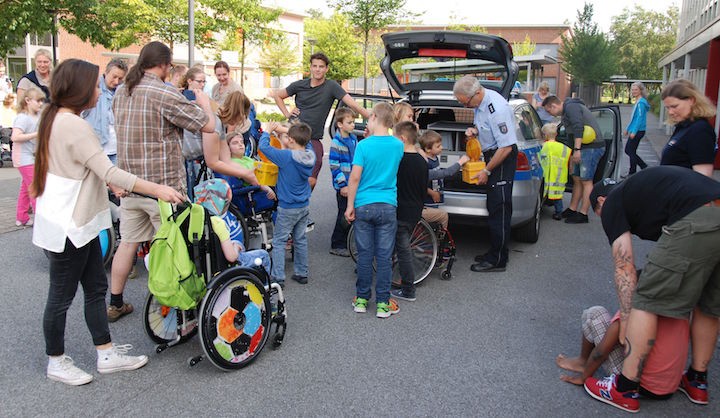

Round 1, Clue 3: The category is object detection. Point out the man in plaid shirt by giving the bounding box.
[108,41,216,322]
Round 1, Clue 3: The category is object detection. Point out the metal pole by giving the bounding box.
[51,10,58,66]
[188,0,195,67]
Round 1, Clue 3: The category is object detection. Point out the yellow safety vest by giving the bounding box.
[539,140,571,200]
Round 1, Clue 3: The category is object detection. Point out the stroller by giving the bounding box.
[0,127,12,167]
[143,194,286,371]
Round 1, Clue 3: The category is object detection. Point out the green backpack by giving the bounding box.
[148,201,207,310]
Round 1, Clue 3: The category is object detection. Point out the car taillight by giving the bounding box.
[516,151,530,171]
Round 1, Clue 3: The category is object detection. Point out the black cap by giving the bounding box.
[590,178,619,211]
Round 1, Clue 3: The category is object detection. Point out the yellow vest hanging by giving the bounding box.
[539,140,571,200]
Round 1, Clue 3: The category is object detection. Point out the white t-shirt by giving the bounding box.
[12,112,39,166]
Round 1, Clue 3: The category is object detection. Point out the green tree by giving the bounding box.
[560,3,618,85]
[207,0,282,87]
[303,13,363,81]
[446,13,486,33]
[329,0,411,94]
[609,5,678,80]
[0,0,152,57]
[512,34,536,56]
[142,0,218,52]
[258,38,300,87]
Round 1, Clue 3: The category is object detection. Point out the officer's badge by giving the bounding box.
[488,103,495,113]
[498,122,508,134]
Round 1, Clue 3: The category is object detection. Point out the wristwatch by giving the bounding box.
[482,168,492,176]
[574,148,581,151]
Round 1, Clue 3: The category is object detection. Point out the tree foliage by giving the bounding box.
[258,37,300,86]
[560,3,618,84]
[609,5,678,80]
[303,13,363,81]
[328,0,410,94]
[512,34,536,56]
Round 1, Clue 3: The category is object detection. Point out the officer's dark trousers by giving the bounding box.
[483,145,517,267]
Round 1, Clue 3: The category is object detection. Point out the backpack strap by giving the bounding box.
[187,203,205,275]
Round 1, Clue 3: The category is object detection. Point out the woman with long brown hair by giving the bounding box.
[32,59,184,386]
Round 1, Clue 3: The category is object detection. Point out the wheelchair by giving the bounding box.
[347,218,457,286]
[142,202,286,371]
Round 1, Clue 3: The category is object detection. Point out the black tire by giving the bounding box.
[391,219,438,287]
[143,292,198,345]
[513,192,541,243]
[198,267,271,371]
[226,204,250,250]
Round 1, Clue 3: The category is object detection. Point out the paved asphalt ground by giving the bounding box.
[1,105,719,416]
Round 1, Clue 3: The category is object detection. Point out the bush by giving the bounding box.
[256,111,286,122]
[647,93,661,117]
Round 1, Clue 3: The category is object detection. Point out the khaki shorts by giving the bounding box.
[633,206,720,318]
[119,196,161,243]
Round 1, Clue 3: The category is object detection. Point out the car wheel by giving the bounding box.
[513,192,541,243]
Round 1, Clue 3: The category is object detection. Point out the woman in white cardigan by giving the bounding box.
[31,59,184,386]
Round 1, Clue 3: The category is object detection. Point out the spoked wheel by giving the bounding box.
[143,293,198,345]
[198,267,271,371]
[226,204,250,250]
[392,219,438,287]
[98,227,117,268]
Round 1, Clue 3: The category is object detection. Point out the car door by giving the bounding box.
[328,94,397,140]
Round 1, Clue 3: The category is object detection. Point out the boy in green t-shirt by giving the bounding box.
[228,132,276,200]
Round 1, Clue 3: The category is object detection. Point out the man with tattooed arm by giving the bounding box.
[583,165,720,413]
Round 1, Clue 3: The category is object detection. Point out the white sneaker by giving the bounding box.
[97,344,148,374]
[47,355,93,386]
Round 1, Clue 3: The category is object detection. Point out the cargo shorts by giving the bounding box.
[119,196,161,243]
[633,206,720,318]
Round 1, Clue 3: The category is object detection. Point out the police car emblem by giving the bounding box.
[498,122,508,134]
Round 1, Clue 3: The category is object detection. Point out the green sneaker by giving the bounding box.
[376,298,400,318]
[352,297,368,313]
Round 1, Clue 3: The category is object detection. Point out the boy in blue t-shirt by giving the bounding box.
[328,107,358,257]
[344,102,404,318]
[259,121,316,287]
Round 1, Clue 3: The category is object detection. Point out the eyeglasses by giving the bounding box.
[192,79,207,84]
[460,91,480,107]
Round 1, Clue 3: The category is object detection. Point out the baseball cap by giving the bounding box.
[590,178,619,211]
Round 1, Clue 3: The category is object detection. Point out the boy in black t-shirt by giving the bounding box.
[584,166,720,413]
[390,121,428,301]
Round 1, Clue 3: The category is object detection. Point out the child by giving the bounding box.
[389,121,428,302]
[538,122,570,220]
[193,179,271,272]
[393,102,414,123]
[328,107,358,257]
[12,86,45,227]
[418,130,469,229]
[345,102,404,318]
[227,131,276,200]
[556,305,690,402]
[259,121,315,287]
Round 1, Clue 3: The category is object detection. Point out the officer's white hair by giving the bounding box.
[453,75,483,98]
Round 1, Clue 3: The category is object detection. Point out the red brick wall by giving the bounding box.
[58,30,143,69]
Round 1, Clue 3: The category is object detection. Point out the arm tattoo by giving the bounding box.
[624,338,632,357]
[613,239,637,319]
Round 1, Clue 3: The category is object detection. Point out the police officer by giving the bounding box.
[453,75,518,272]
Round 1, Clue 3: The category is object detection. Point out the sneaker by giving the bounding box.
[305,221,315,233]
[291,274,308,285]
[352,297,368,313]
[376,298,400,318]
[47,355,93,386]
[584,374,640,413]
[565,212,589,224]
[678,372,709,405]
[329,248,351,257]
[561,208,577,219]
[107,303,134,323]
[390,288,416,302]
[97,344,148,374]
[552,213,562,221]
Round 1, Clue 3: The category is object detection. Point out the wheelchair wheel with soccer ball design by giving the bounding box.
[198,266,272,371]
[143,293,198,345]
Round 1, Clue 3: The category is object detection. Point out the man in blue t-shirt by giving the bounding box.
[272,52,370,190]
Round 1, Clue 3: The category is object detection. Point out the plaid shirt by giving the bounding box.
[113,72,208,193]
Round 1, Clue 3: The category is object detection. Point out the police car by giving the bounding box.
[334,31,622,243]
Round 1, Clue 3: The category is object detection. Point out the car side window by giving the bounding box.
[514,105,542,141]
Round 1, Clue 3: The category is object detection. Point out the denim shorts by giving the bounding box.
[572,147,605,180]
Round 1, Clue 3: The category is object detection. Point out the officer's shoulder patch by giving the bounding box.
[498,122,508,134]
[488,103,495,114]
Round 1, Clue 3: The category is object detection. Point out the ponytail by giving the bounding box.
[125,41,173,96]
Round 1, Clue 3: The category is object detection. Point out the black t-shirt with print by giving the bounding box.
[660,118,717,168]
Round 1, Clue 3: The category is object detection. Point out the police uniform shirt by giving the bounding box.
[473,88,518,151]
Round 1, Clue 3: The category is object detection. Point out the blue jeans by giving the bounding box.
[550,198,563,214]
[572,147,605,180]
[354,203,397,303]
[236,247,271,274]
[271,206,309,282]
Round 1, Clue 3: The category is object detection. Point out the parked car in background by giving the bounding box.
[333,31,622,243]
